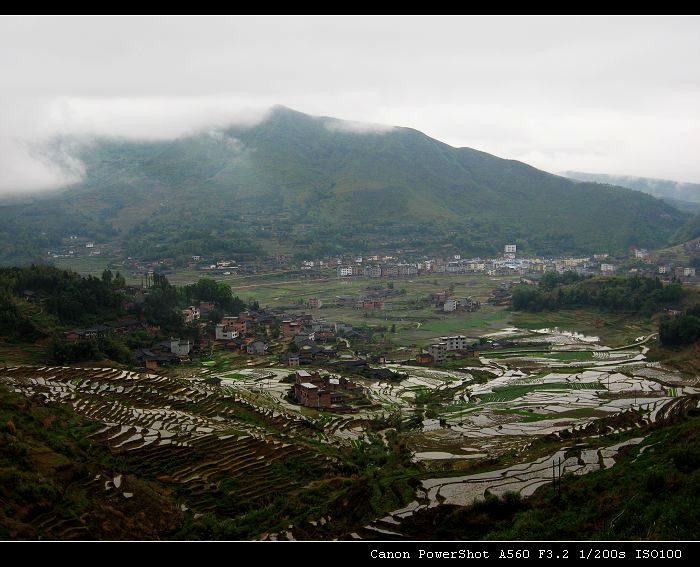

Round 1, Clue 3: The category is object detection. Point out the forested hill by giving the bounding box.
[0,107,689,264]
[563,171,700,214]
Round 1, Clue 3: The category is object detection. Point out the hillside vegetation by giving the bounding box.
[564,171,700,214]
[0,107,688,264]
[512,274,684,317]
[396,408,700,540]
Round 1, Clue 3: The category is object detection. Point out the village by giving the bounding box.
[50,240,699,402]
[51,238,700,287]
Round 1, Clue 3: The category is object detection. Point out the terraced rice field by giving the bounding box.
[353,437,648,540]
[0,365,340,530]
[210,328,696,461]
[3,326,698,540]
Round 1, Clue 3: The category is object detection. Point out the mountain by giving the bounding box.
[0,107,690,264]
[563,171,700,214]
[674,213,700,244]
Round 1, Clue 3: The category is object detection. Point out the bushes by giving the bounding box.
[513,275,684,316]
[48,335,132,365]
[659,313,700,347]
[671,446,700,473]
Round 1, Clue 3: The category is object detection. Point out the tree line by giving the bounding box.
[512,274,683,317]
[659,305,700,347]
[0,265,251,364]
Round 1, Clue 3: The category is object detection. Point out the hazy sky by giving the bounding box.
[1,16,699,194]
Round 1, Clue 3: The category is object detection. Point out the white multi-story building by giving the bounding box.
[182,306,201,324]
[684,267,696,277]
[215,324,239,341]
[505,244,517,254]
[443,299,457,312]
[398,264,418,276]
[439,335,468,351]
[601,263,616,273]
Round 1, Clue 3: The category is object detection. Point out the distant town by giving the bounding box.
[43,239,697,414]
[50,237,700,285]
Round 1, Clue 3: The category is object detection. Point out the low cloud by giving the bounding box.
[323,117,395,135]
[44,96,271,141]
[1,17,699,193]
[0,96,272,195]
[0,137,85,195]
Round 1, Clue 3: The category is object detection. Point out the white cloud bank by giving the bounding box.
[323,117,395,134]
[1,16,699,194]
[0,96,272,194]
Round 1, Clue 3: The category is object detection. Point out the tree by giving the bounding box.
[113,271,126,288]
[101,269,113,286]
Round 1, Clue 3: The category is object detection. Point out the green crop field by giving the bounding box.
[52,255,126,278]
[544,351,594,361]
[511,309,656,348]
[204,272,521,346]
[476,381,603,403]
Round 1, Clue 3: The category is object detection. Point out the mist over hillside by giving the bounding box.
[0,107,689,264]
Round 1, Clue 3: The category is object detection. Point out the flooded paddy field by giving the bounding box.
[2,326,698,540]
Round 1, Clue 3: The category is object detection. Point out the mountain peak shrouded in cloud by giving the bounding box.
[0,105,690,265]
[0,103,404,195]
[322,117,396,135]
[263,105,397,135]
[1,17,699,195]
[0,98,275,195]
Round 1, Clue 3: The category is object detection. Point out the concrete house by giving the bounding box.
[169,338,192,357]
[245,340,268,355]
[427,342,447,363]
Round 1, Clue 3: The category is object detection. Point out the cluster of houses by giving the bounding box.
[64,318,158,343]
[214,309,361,367]
[488,282,515,305]
[354,298,385,311]
[337,264,419,278]
[419,335,478,364]
[416,334,531,364]
[326,244,699,284]
[47,235,114,259]
[213,310,274,355]
[280,316,353,366]
[657,265,696,279]
[133,338,193,370]
[596,248,697,282]
[122,306,356,370]
[290,370,361,410]
[428,290,480,312]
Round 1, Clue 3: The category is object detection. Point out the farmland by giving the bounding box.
[3,320,697,540]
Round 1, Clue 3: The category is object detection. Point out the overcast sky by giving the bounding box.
[1,16,699,194]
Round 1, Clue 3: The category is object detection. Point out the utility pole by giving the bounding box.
[552,460,556,495]
[558,457,562,495]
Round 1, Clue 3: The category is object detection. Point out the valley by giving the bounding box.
[2,13,700,547]
[2,304,698,539]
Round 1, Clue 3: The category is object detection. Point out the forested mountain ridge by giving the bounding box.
[0,107,689,264]
[563,171,700,214]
